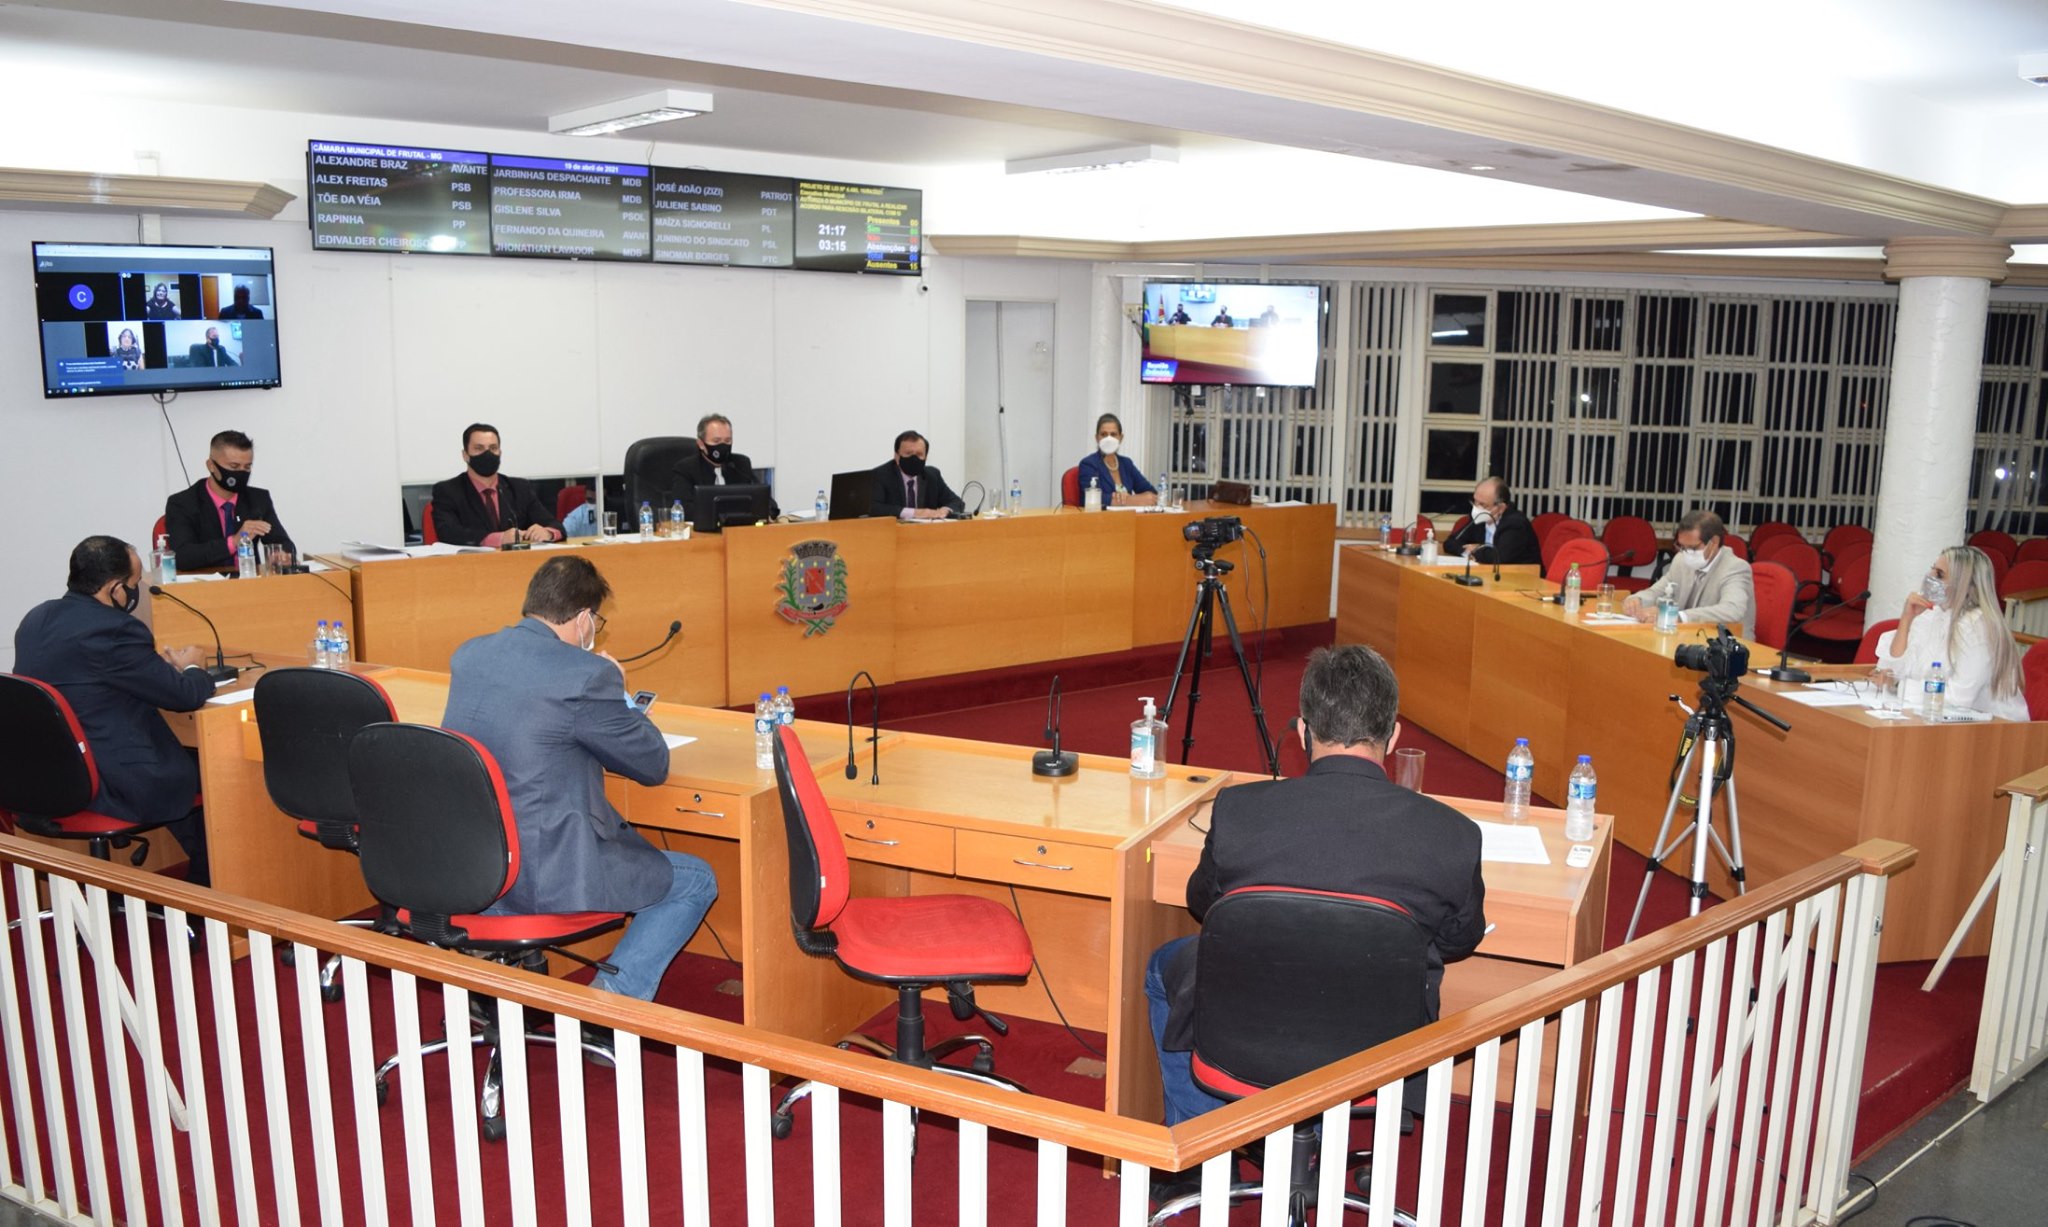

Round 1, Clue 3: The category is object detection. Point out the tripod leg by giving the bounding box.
[1162,579,1208,722]
[1627,738,1703,943]
[1210,585,1281,777]
[1174,583,1217,764]
[1719,778,1747,897]
[1686,732,1721,918]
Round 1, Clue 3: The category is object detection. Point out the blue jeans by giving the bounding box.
[1147,935,1226,1125]
[590,851,719,1001]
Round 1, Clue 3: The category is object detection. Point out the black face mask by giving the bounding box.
[896,454,927,478]
[702,442,732,466]
[466,451,502,478]
[211,463,250,494]
[114,582,139,613]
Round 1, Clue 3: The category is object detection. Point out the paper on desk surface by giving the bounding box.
[204,689,257,706]
[1579,612,1638,625]
[1779,689,1866,707]
[1473,819,1551,865]
[662,734,698,750]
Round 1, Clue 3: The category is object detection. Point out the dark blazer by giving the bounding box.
[1075,451,1156,501]
[1165,754,1486,1049]
[869,459,964,518]
[670,450,779,518]
[443,618,676,914]
[1441,505,1541,566]
[13,591,215,827]
[429,473,563,547]
[186,342,236,367]
[163,478,296,571]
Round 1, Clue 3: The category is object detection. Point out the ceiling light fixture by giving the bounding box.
[1005,144,1178,175]
[2020,53,2048,85]
[548,89,713,137]
[1468,164,1498,172]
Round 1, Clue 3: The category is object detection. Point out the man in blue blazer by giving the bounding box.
[443,556,716,1002]
[14,536,216,883]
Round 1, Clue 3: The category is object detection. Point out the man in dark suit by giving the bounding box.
[1146,644,1486,1125]
[13,536,216,884]
[163,429,296,572]
[429,423,565,548]
[669,412,779,517]
[187,327,237,367]
[443,556,716,1003]
[1440,476,1541,565]
[869,430,964,520]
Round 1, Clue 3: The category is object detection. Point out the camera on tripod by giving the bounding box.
[1182,515,1244,562]
[1673,625,1749,683]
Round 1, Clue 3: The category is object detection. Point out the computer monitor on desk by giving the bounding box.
[690,483,773,533]
[827,470,874,520]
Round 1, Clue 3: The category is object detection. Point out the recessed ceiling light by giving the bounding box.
[1468,164,1498,172]
[549,89,714,137]
[1006,144,1178,175]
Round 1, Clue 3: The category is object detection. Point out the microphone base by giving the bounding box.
[203,665,241,684]
[1449,575,1485,587]
[1031,750,1079,778]
[1762,666,1812,684]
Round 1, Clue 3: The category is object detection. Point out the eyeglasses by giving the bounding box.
[590,612,607,637]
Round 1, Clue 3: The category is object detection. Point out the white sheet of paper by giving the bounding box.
[1579,612,1639,625]
[204,689,257,706]
[662,734,698,750]
[404,542,492,558]
[1778,690,1865,707]
[1473,820,1551,865]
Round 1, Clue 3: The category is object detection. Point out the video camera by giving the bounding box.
[1673,624,1749,685]
[1182,515,1245,565]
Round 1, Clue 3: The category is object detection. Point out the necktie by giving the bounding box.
[906,477,918,508]
[219,500,236,542]
[482,486,500,530]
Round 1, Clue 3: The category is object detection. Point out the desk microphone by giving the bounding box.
[1494,553,1502,584]
[1762,590,1867,683]
[845,670,880,784]
[960,481,987,517]
[147,585,240,684]
[1030,675,1079,777]
[615,620,682,664]
[1450,553,1484,587]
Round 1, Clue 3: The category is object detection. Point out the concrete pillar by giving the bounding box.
[1866,238,2011,629]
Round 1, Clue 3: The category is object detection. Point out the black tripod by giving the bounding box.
[1162,553,1280,778]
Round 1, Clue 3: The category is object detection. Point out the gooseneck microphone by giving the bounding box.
[845,670,881,784]
[1031,675,1079,777]
[615,620,683,664]
[1450,551,1484,587]
[148,585,240,684]
[1763,590,1868,684]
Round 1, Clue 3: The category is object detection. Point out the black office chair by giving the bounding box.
[348,722,625,1141]
[0,672,175,864]
[253,667,399,1000]
[622,436,695,512]
[1154,886,1434,1227]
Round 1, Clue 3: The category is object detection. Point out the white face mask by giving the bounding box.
[578,610,597,652]
[1920,573,1947,606]
[1469,504,1493,525]
[1673,548,1708,572]
[1097,435,1120,456]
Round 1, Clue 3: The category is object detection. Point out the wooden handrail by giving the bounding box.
[1999,765,2048,801]
[0,832,1914,1173]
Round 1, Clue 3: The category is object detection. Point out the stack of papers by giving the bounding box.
[1473,820,1551,865]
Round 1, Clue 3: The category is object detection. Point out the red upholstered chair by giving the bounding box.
[1757,540,1825,613]
[1721,533,1748,561]
[420,501,438,544]
[1411,514,1436,542]
[349,723,627,1141]
[1060,466,1082,508]
[1798,551,1872,645]
[1541,519,1594,568]
[1984,548,2010,591]
[1385,527,1407,547]
[1545,538,1609,588]
[1749,521,1800,555]
[2023,641,2048,721]
[1752,562,1798,650]
[0,674,181,865]
[1600,515,1662,592]
[151,514,168,547]
[555,485,590,522]
[1969,530,2019,566]
[1530,512,1568,552]
[1449,514,1472,539]
[1826,540,1872,593]
[2017,538,2048,565]
[1999,560,2048,609]
[1853,618,1898,666]
[767,724,1032,1137]
[1820,523,1871,570]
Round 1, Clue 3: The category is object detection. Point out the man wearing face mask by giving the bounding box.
[430,423,565,548]
[14,536,215,885]
[1621,510,1755,640]
[668,412,778,517]
[1440,476,1540,566]
[869,429,965,520]
[162,430,296,572]
[443,556,718,1008]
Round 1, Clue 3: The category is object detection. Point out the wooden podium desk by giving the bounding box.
[1337,544,2048,961]
[148,571,355,660]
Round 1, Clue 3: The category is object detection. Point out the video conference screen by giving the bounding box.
[794,180,922,275]
[1139,282,1323,387]
[652,168,795,268]
[489,155,652,261]
[32,242,282,398]
[308,140,491,255]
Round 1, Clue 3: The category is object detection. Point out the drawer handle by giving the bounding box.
[673,807,726,820]
[847,834,901,847]
[1012,858,1073,872]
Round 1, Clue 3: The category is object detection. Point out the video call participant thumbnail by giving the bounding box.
[431,423,565,547]
[216,284,265,320]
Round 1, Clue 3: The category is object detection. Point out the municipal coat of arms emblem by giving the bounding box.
[775,540,849,636]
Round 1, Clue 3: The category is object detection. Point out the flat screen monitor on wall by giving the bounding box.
[1138,282,1322,387]
[33,242,282,398]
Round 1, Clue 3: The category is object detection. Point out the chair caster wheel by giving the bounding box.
[374,1081,389,1107]
[320,980,343,1003]
[970,1051,994,1075]
[481,1114,505,1143]
[278,945,296,968]
[770,1110,795,1140]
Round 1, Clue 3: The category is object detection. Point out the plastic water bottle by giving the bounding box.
[754,693,775,769]
[1565,755,1597,841]
[1130,696,1167,780]
[1563,563,1582,615]
[1379,514,1392,550]
[1504,738,1534,823]
[638,501,655,537]
[1010,477,1023,514]
[310,620,329,668]
[1084,475,1102,512]
[330,622,350,668]
[774,685,795,729]
[671,497,687,534]
[1923,661,1947,720]
[815,488,829,521]
[237,533,258,579]
[155,534,177,584]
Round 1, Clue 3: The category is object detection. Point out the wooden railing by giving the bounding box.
[0,833,1913,1226]
[1969,766,2048,1104]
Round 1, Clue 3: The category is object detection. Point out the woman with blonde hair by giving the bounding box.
[1873,544,2028,720]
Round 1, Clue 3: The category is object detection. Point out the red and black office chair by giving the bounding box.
[1545,538,1609,589]
[1969,529,2019,567]
[1540,519,1593,569]
[1819,523,1871,573]
[1853,618,1898,666]
[1529,512,1568,555]
[1061,466,1083,507]
[2017,539,2048,566]
[420,502,438,544]
[1154,886,1433,1225]
[1998,560,2048,607]
[253,667,399,1000]
[555,485,590,523]
[1600,515,1662,592]
[348,722,624,1141]
[767,723,1032,1138]
[1796,550,1871,648]
[1721,533,1748,561]
[2023,641,2048,721]
[1752,562,1802,650]
[1748,521,1801,556]
[0,673,178,865]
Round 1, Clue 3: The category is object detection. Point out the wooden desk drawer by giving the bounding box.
[837,814,953,874]
[956,832,1113,898]
[625,783,743,840]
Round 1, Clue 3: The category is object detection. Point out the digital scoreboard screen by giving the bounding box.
[488,155,652,261]
[794,181,922,275]
[652,169,795,267]
[307,141,491,255]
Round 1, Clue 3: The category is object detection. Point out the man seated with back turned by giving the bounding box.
[869,429,965,520]
[442,556,718,1009]
[1622,509,1756,640]
[669,412,779,517]
[163,429,295,572]
[1146,644,1486,1126]
[13,536,215,885]
[430,422,565,547]
[1440,475,1540,565]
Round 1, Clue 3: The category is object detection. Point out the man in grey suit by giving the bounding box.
[443,556,716,1002]
[1622,509,1757,640]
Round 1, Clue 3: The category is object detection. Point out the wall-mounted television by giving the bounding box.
[1139,282,1322,387]
[32,242,282,398]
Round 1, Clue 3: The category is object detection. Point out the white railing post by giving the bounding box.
[1809,871,1887,1225]
[1971,779,2048,1101]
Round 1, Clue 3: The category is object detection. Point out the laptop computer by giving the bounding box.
[828,470,875,520]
